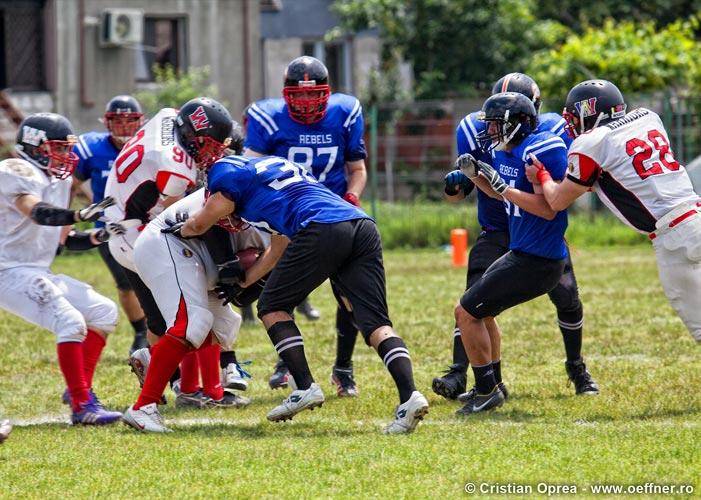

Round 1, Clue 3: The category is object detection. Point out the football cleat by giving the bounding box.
[458,382,509,403]
[268,358,290,390]
[128,347,167,404]
[384,391,429,434]
[0,419,12,444]
[175,390,212,409]
[295,298,320,321]
[267,383,325,422]
[456,386,505,416]
[222,362,252,391]
[330,365,359,397]
[129,331,149,355]
[431,364,467,400]
[71,400,122,425]
[123,403,171,433]
[566,358,600,395]
[211,391,251,408]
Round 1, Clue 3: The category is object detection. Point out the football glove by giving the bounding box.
[444,169,471,196]
[161,212,193,239]
[477,161,509,195]
[76,196,116,222]
[93,222,127,243]
[455,153,479,179]
[217,258,246,286]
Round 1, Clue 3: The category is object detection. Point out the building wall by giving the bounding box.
[50,0,260,133]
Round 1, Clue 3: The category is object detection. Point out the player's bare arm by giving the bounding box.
[180,191,235,237]
[345,159,367,200]
[241,234,289,287]
[526,157,587,211]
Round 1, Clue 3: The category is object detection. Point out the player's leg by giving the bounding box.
[330,282,359,397]
[0,267,121,425]
[456,251,565,415]
[209,298,250,407]
[175,350,207,408]
[97,242,148,354]
[332,219,428,433]
[433,230,509,400]
[547,251,599,395]
[259,223,353,422]
[296,295,321,321]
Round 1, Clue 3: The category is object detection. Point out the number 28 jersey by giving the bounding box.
[567,108,698,233]
[207,155,369,238]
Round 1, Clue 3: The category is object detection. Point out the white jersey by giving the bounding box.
[567,108,699,233]
[104,108,198,270]
[0,158,71,270]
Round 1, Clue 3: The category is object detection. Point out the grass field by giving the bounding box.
[0,245,699,498]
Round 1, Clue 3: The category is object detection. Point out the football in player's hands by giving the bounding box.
[236,247,260,270]
[77,196,116,222]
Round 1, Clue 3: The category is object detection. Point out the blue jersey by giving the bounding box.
[245,93,366,196]
[456,111,572,233]
[73,131,120,228]
[207,155,369,239]
[492,131,569,259]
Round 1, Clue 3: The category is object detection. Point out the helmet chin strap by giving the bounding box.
[16,147,46,171]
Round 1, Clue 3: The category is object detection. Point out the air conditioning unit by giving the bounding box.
[100,8,144,47]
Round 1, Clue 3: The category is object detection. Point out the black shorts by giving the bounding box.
[97,242,133,291]
[466,230,510,289]
[257,219,391,339]
[122,267,167,336]
[460,250,566,319]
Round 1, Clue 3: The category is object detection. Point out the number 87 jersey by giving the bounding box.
[567,108,698,233]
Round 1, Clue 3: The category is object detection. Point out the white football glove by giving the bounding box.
[455,153,479,179]
[77,196,116,222]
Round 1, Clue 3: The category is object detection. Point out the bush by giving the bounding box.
[134,65,220,115]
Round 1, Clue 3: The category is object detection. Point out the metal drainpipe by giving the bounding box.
[242,0,251,106]
[79,0,94,107]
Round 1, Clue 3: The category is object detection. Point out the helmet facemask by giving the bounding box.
[104,112,144,145]
[477,110,525,152]
[182,131,232,170]
[283,83,331,124]
[32,136,79,180]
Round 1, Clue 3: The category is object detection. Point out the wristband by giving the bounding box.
[536,167,553,185]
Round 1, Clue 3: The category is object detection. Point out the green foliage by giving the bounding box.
[134,65,220,115]
[528,18,701,99]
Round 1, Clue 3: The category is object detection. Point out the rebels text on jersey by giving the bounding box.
[492,131,569,259]
[567,108,698,233]
[207,155,369,238]
[245,93,366,196]
[104,108,197,224]
[0,159,71,270]
[73,131,120,228]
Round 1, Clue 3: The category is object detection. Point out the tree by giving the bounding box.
[134,65,220,115]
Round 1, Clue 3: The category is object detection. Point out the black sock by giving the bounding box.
[472,363,496,394]
[377,337,416,403]
[558,305,584,362]
[130,317,147,335]
[492,360,502,384]
[452,326,469,368]
[219,350,238,369]
[335,306,358,368]
[170,366,181,385]
[268,321,313,390]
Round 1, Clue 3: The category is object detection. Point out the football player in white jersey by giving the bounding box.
[0,419,10,443]
[0,113,127,425]
[527,79,701,343]
[123,188,273,432]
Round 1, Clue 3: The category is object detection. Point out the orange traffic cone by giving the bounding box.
[451,228,468,267]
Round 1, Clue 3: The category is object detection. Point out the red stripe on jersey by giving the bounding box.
[155,170,194,195]
[167,294,189,338]
[569,152,601,184]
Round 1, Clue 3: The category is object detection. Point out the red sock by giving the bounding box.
[198,342,223,401]
[82,329,106,389]
[180,351,200,394]
[135,335,191,409]
[57,342,90,412]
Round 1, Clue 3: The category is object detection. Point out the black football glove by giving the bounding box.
[217,258,246,286]
[215,282,245,307]
[93,222,127,243]
[444,169,473,196]
[161,212,193,239]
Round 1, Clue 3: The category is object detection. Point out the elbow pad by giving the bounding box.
[30,202,76,226]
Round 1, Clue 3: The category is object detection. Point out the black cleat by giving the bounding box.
[330,365,359,397]
[431,364,467,400]
[269,358,290,390]
[458,381,509,403]
[456,386,505,416]
[295,299,320,321]
[565,358,599,395]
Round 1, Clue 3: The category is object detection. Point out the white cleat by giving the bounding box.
[128,348,151,387]
[122,403,172,433]
[266,383,325,422]
[222,362,251,391]
[0,419,12,443]
[384,391,429,434]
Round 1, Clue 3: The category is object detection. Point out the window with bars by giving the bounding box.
[135,17,187,82]
[0,0,46,90]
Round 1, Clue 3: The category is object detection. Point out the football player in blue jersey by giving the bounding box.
[434,73,597,402]
[244,56,368,396]
[73,95,149,355]
[451,92,584,414]
[160,154,428,433]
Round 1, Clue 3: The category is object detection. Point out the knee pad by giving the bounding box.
[212,310,242,350]
[85,297,119,335]
[52,298,88,343]
[548,282,581,314]
[182,306,214,348]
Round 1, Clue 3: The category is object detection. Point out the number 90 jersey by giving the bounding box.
[567,108,698,233]
[244,94,367,196]
[207,155,369,239]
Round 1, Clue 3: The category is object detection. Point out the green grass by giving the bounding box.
[0,246,699,498]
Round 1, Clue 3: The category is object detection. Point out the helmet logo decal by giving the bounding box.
[574,97,598,118]
[189,105,210,131]
[22,126,47,146]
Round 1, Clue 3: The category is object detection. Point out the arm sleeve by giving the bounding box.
[244,104,274,154]
[207,160,252,204]
[344,102,367,162]
[155,170,194,197]
[566,152,601,187]
[64,230,98,251]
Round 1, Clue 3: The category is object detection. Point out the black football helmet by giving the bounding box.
[563,79,627,138]
[15,113,78,180]
[175,97,233,169]
[492,73,542,112]
[477,92,537,152]
[283,56,331,124]
[229,120,244,156]
[104,95,144,144]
